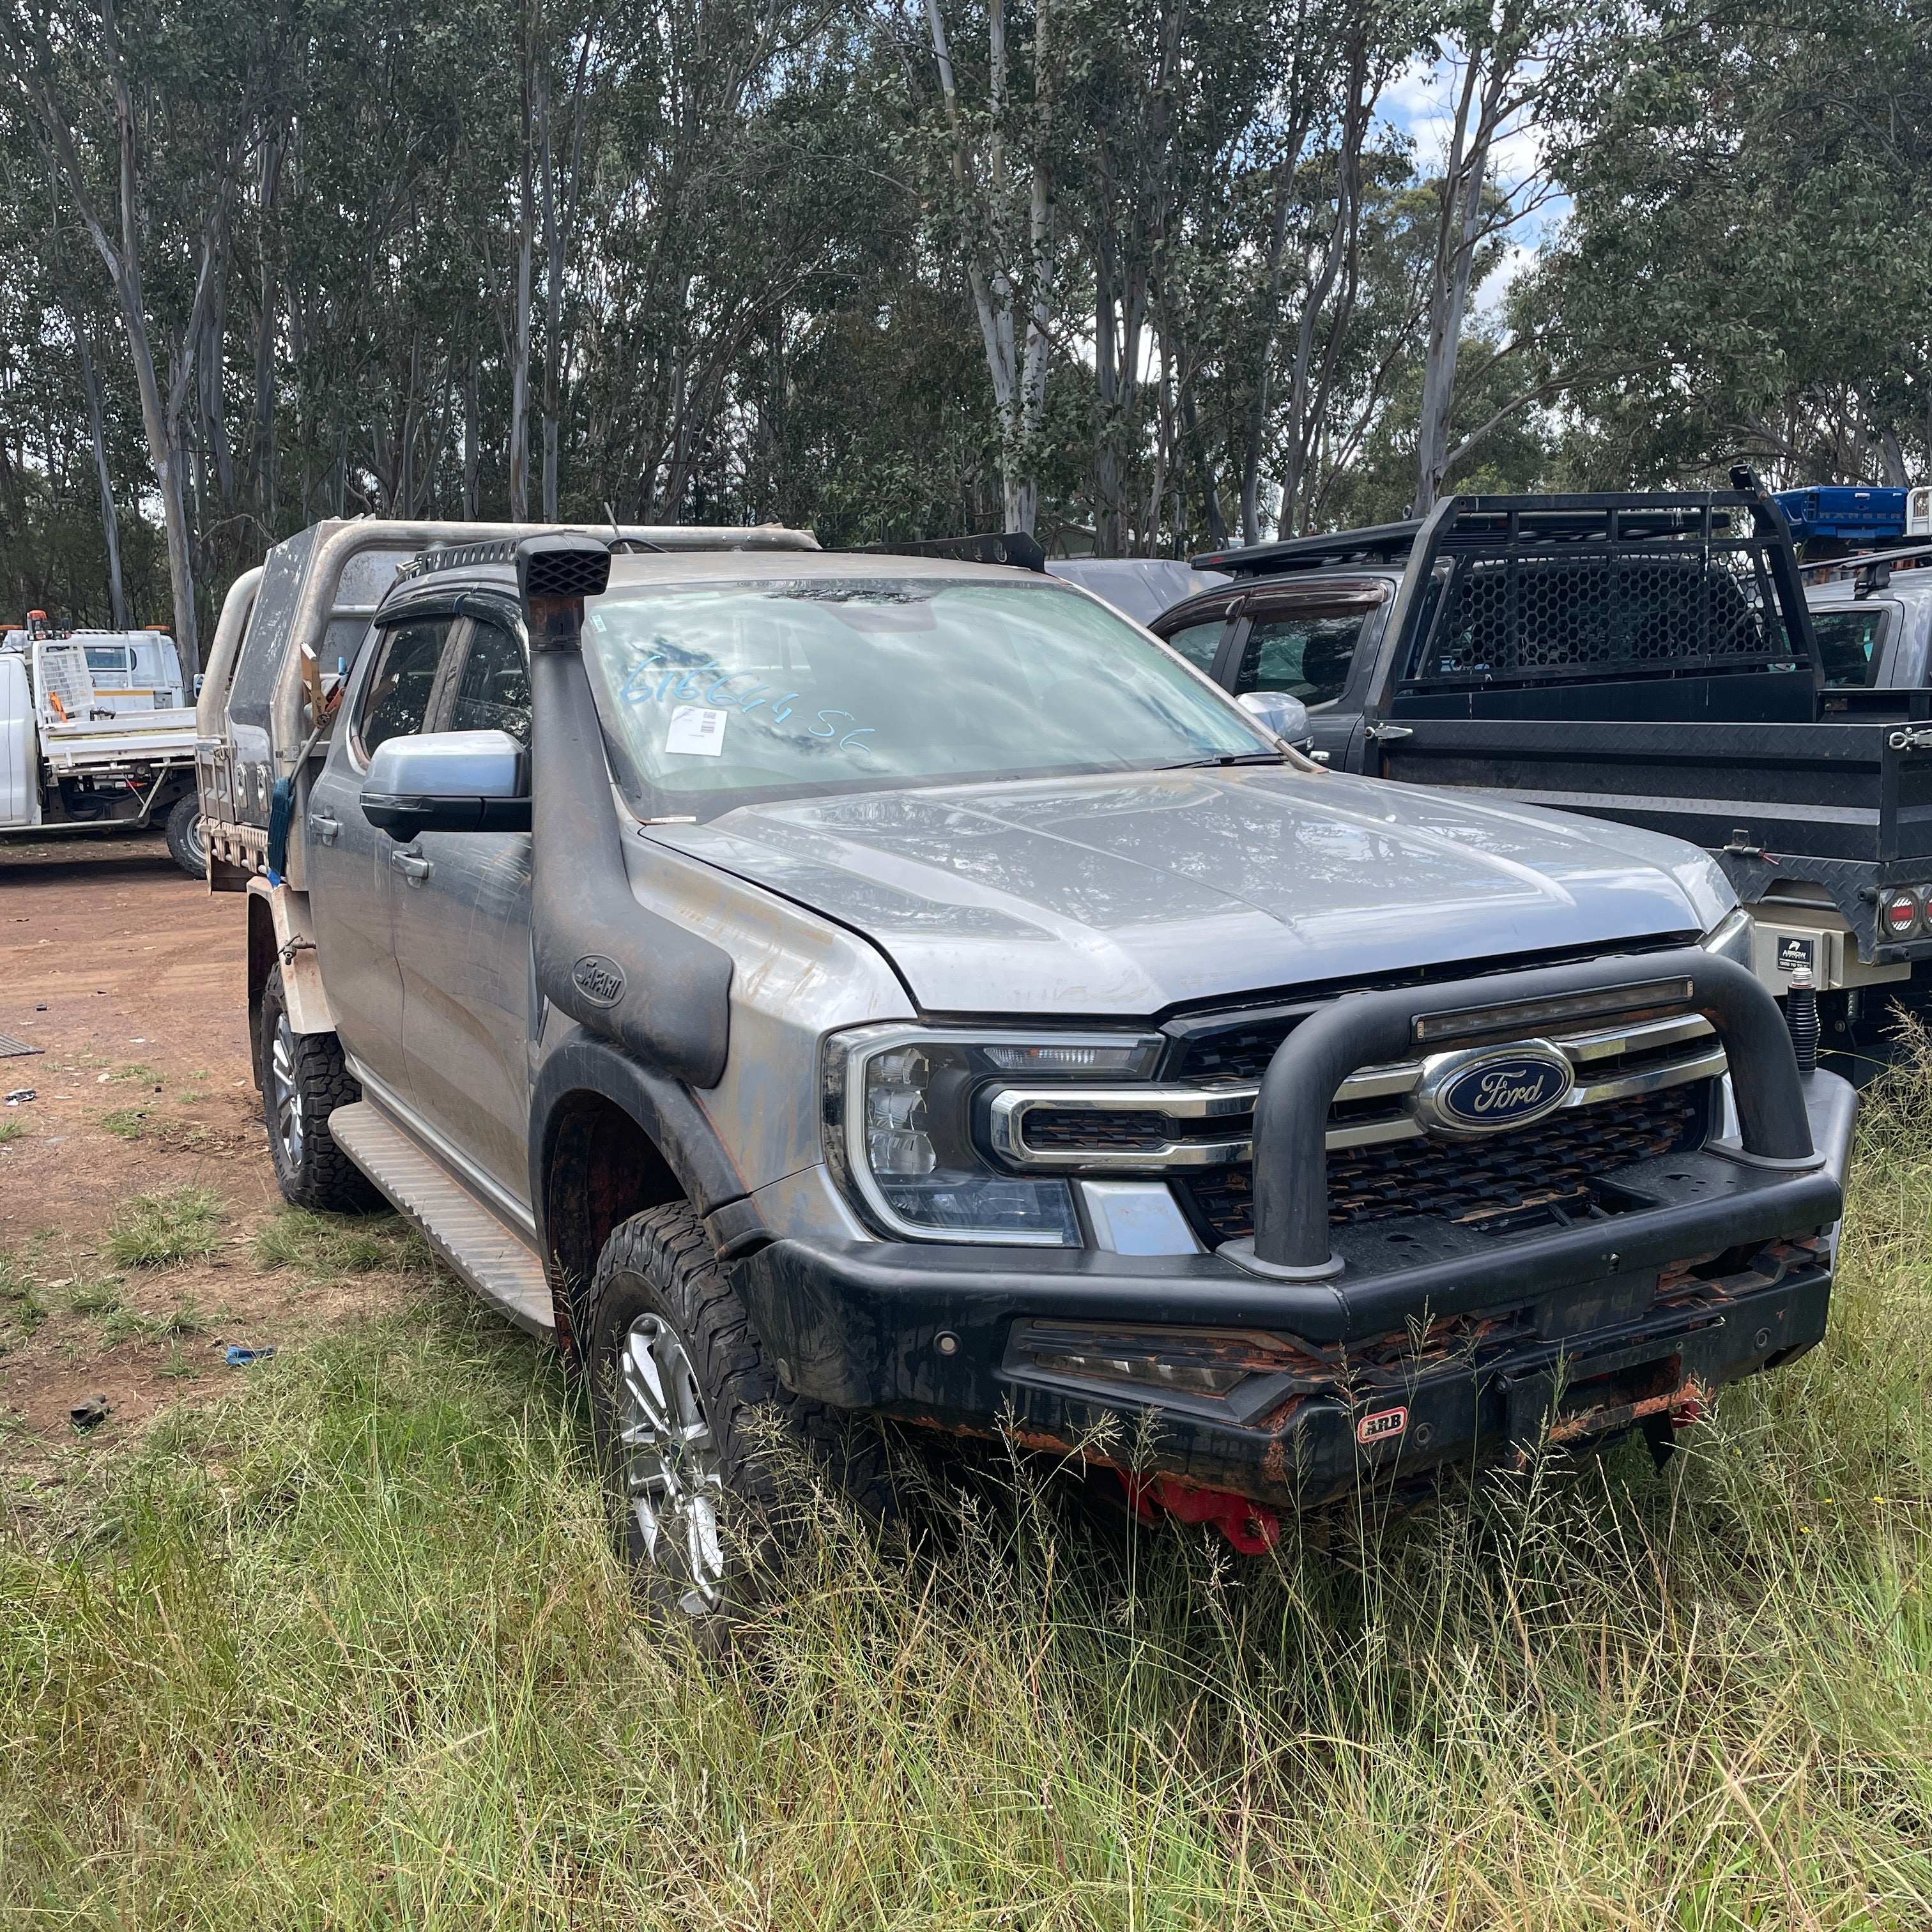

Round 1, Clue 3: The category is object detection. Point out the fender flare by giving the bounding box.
[528,1027,765,1361]
[245,878,334,1080]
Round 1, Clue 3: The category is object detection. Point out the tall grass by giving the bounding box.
[2,1068,1929,1928]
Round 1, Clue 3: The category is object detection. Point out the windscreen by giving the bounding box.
[581,576,1268,811]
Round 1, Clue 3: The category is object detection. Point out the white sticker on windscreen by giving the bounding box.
[664,705,728,756]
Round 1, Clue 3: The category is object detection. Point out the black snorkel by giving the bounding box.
[519,533,732,1086]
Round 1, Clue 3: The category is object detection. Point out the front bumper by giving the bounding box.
[733,1071,1855,1508]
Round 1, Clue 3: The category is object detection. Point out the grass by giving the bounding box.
[62,1274,124,1317]
[254,1204,431,1278]
[0,1246,47,1342]
[1,1084,1929,1927]
[98,1107,150,1140]
[103,1187,224,1268]
[0,1117,28,1145]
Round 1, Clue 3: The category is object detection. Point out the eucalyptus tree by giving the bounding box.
[0,0,303,671]
[1529,0,1931,487]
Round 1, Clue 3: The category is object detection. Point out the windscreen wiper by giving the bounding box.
[1156,751,1289,770]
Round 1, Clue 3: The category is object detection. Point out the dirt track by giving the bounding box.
[0,830,397,1489]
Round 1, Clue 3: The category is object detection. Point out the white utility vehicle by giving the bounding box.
[0,618,205,875]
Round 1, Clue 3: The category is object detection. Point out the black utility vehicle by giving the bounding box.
[1153,477,1932,1069]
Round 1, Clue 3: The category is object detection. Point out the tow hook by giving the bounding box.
[1118,1473,1282,1555]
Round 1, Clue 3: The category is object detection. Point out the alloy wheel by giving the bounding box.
[617,1312,727,1613]
[269,1013,304,1171]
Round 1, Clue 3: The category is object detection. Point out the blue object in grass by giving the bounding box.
[225,1345,277,1368]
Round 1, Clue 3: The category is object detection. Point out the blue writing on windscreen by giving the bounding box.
[619,647,878,749]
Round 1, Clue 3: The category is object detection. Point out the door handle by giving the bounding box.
[309,811,341,845]
[390,850,432,885]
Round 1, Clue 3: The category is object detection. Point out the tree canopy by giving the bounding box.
[0,0,1924,648]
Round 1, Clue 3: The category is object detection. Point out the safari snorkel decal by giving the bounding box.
[571,954,627,1008]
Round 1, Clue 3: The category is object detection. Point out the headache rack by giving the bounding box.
[1190,475,1823,710]
[1399,486,1821,696]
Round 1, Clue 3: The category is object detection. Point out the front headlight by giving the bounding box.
[1700,905,1754,969]
[822,1024,1162,1245]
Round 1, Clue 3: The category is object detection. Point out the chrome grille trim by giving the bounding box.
[986,1014,1722,1173]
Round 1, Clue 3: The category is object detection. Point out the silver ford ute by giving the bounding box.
[203,525,1856,1620]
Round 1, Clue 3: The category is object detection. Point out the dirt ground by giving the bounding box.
[0,829,405,1498]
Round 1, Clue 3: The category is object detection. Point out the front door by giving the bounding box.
[1220,598,1376,768]
[305,609,463,1107]
[391,610,538,1206]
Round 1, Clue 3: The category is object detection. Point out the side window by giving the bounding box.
[355,614,458,759]
[1812,607,1887,688]
[448,622,532,748]
[1232,610,1366,707]
[1161,618,1228,675]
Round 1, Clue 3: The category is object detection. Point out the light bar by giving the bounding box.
[1411,977,1696,1046]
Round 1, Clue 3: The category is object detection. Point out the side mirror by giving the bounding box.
[361,730,530,841]
[1238,689,1312,749]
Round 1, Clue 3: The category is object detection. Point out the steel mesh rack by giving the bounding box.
[1399,486,1822,696]
[1191,478,1822,700]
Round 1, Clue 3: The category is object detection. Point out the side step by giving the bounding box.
[328,1102,555,1340]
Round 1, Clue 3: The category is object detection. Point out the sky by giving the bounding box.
[1377,47,1570,319]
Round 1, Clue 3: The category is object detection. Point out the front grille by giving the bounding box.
[1179,1083,1706,1245]
[1024,1108,1220,1152]
[1175,1016,1299,1084]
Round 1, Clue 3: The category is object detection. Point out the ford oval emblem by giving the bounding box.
[1410,1041,1574,1136]
[571,954,626,1008]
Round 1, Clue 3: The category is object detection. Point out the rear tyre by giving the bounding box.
[585,1204,897,1634]
[260,964,380,1213]
[164,792,206,878]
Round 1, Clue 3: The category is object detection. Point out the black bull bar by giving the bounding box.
[1225,947,1823,1278]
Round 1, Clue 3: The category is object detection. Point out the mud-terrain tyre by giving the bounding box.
[259,965,381,1213]
[586,1204,897,1634]
[164,793,206,878]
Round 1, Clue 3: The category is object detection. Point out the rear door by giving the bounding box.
[305,608,464,1108]
[391,607,537,1205]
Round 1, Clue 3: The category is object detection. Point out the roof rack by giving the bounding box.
[1191,521,1421,576]
[1799,539,1932,580]
[1192,489,1775,579]
[853,530,1046,572]
[392,539,521,584]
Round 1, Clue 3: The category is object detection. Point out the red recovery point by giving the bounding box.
[1118,1473,1282,1555]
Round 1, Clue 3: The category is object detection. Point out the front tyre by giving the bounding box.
[164,793,207,878]
[259,964,380,1212]
[586,1204,896,1629]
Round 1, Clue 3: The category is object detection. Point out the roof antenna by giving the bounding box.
[604,501,662,556]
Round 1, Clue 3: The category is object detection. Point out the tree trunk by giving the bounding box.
[77,326,127,627]
[924,0,1055,534]
[1414,34,1518,518]
[1879,425,1909,487]
[1278,43,1371,536]
[250,126,285,539]
[538,65,560,519]
[508,40,537,522]
[464,353,480,517]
